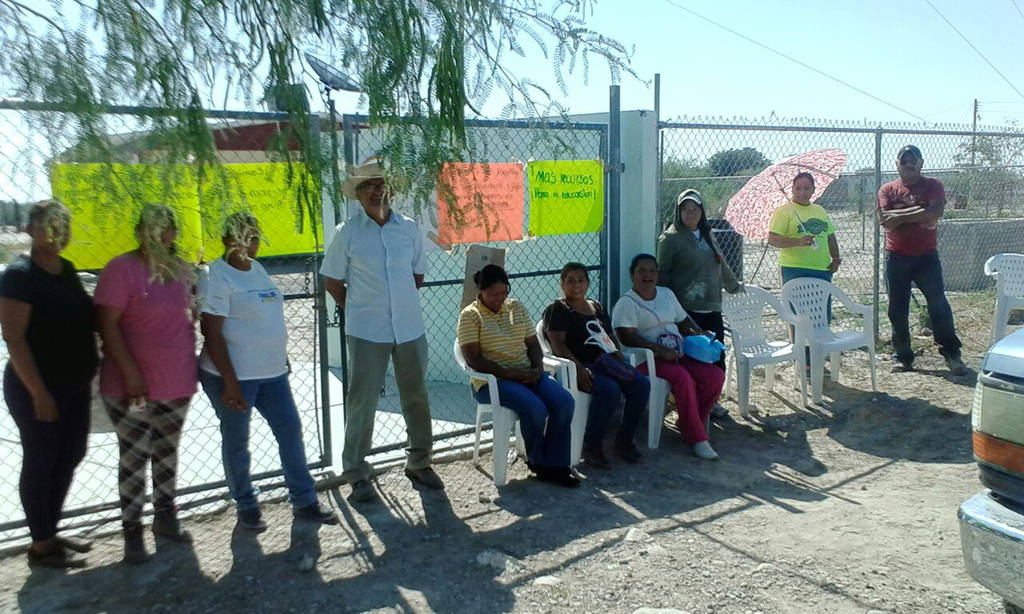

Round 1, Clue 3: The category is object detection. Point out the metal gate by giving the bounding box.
[0,101,331,543]
[335,114,609,458]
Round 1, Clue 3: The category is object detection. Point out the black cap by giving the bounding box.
[897,145,922,162]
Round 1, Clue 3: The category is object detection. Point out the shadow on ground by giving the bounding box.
[4,354,979,613]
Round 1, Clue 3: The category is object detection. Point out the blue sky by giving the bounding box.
[328,0,1024,129]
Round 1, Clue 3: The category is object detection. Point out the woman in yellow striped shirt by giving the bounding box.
[457,265,578,487]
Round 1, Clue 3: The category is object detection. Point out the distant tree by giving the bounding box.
[660,156,744,227]
[946,131,1024,217]
[707,147,771,177]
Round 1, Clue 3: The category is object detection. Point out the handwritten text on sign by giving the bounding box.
[436,162,524,246]
[51,163,321,270]
[527,160,604,236]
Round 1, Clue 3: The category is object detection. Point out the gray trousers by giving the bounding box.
[342,334,433,483]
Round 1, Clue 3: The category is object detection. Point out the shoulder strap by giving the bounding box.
[624,292,662,319]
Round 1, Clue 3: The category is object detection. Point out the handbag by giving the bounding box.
[594,352,638,385]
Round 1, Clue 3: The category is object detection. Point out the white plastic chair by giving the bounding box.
[984,253,1024,344]
[781,278,877,404]
[535,321,590,466]
[453,340,525,487]
[618,346,672,449]
[722,286,809,416]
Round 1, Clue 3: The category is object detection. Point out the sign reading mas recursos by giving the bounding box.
[527,159,604,237]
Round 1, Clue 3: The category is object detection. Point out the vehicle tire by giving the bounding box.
[1005,599,1024,614]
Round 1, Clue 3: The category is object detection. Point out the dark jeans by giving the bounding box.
[4,367,90,542]
[474,372,574,468]
[582,364,650,448]
[885,251,962,364]
[688,311,727,370]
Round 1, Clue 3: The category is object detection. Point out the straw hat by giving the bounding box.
[342,155,387,199]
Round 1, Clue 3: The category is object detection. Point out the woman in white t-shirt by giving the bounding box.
[198,212,336,531]
[612,253,726,460]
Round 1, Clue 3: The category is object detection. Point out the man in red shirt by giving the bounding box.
[877,145,966,375]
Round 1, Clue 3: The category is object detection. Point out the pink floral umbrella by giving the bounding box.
[725,148,848,239]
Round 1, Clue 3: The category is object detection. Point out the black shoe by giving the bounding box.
[890,360,914,373]
[614,438,644,464]
[581,446,611,470]
[56,535,93,554]
[123,526,148,564]
[294,501,339,525]
[535,466,581,488]
[237,507,268,532]
[347,479,377,504]
[28,544,87,569]
[404,467,445,490]
[945,355,968,376]
[152,510,192,543]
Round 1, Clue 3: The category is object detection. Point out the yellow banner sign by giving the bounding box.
[526,160,604,236]
[51,163,322,270]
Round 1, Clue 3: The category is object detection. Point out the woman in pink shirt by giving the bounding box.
[95,204,197,564]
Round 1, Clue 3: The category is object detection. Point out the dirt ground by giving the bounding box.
[0,326,1007,614]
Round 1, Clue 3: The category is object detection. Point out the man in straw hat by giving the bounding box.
[321,156,444,503]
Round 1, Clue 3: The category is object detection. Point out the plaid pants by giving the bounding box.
[103,396,190,528]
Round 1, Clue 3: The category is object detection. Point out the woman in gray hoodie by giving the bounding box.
[656,188,742,374]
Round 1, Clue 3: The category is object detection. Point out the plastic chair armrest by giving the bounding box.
[543,355,577,389]
[621,345,656,369]
[984,254,998,276]
[463,367,501,407]
[790,315,813,347]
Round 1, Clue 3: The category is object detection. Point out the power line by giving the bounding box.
[925,0,1024,100]
[1012,0,1024,24]
[660,0,930,122]
[923,101,973,118]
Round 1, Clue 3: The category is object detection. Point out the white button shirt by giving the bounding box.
[320,208,427,344]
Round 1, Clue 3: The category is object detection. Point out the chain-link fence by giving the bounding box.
[339,114,608,458]
[0,101,610,542]
[0,101,331,543]
[659,117,1024,356]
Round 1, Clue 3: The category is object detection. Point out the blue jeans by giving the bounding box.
[474,372,574,468]
[885,251,962,364]
[582,365,650,448]
[199,370,317,511]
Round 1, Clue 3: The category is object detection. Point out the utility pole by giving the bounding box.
[969,98,979,216]
[971,98,978,166]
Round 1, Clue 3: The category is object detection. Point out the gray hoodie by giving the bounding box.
[656,191,740,312]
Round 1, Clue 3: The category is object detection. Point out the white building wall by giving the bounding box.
[569,110,659,298]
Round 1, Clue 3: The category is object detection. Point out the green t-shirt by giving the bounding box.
[768,201,835,270]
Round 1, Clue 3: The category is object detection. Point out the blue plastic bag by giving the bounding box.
[683,334,726,363]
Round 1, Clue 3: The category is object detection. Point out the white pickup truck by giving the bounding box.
[959,328,1024,613]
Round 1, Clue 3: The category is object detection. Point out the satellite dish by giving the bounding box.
[305,54,361,92]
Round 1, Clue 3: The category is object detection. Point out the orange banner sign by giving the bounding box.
[436,162,524,245]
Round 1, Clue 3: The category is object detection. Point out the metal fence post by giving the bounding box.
[608,85,621,301]
[873,128,883,341]
[337,114,355,410]
[310,112,332,467]
[599,126,609,307]
[654,73,662,239]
